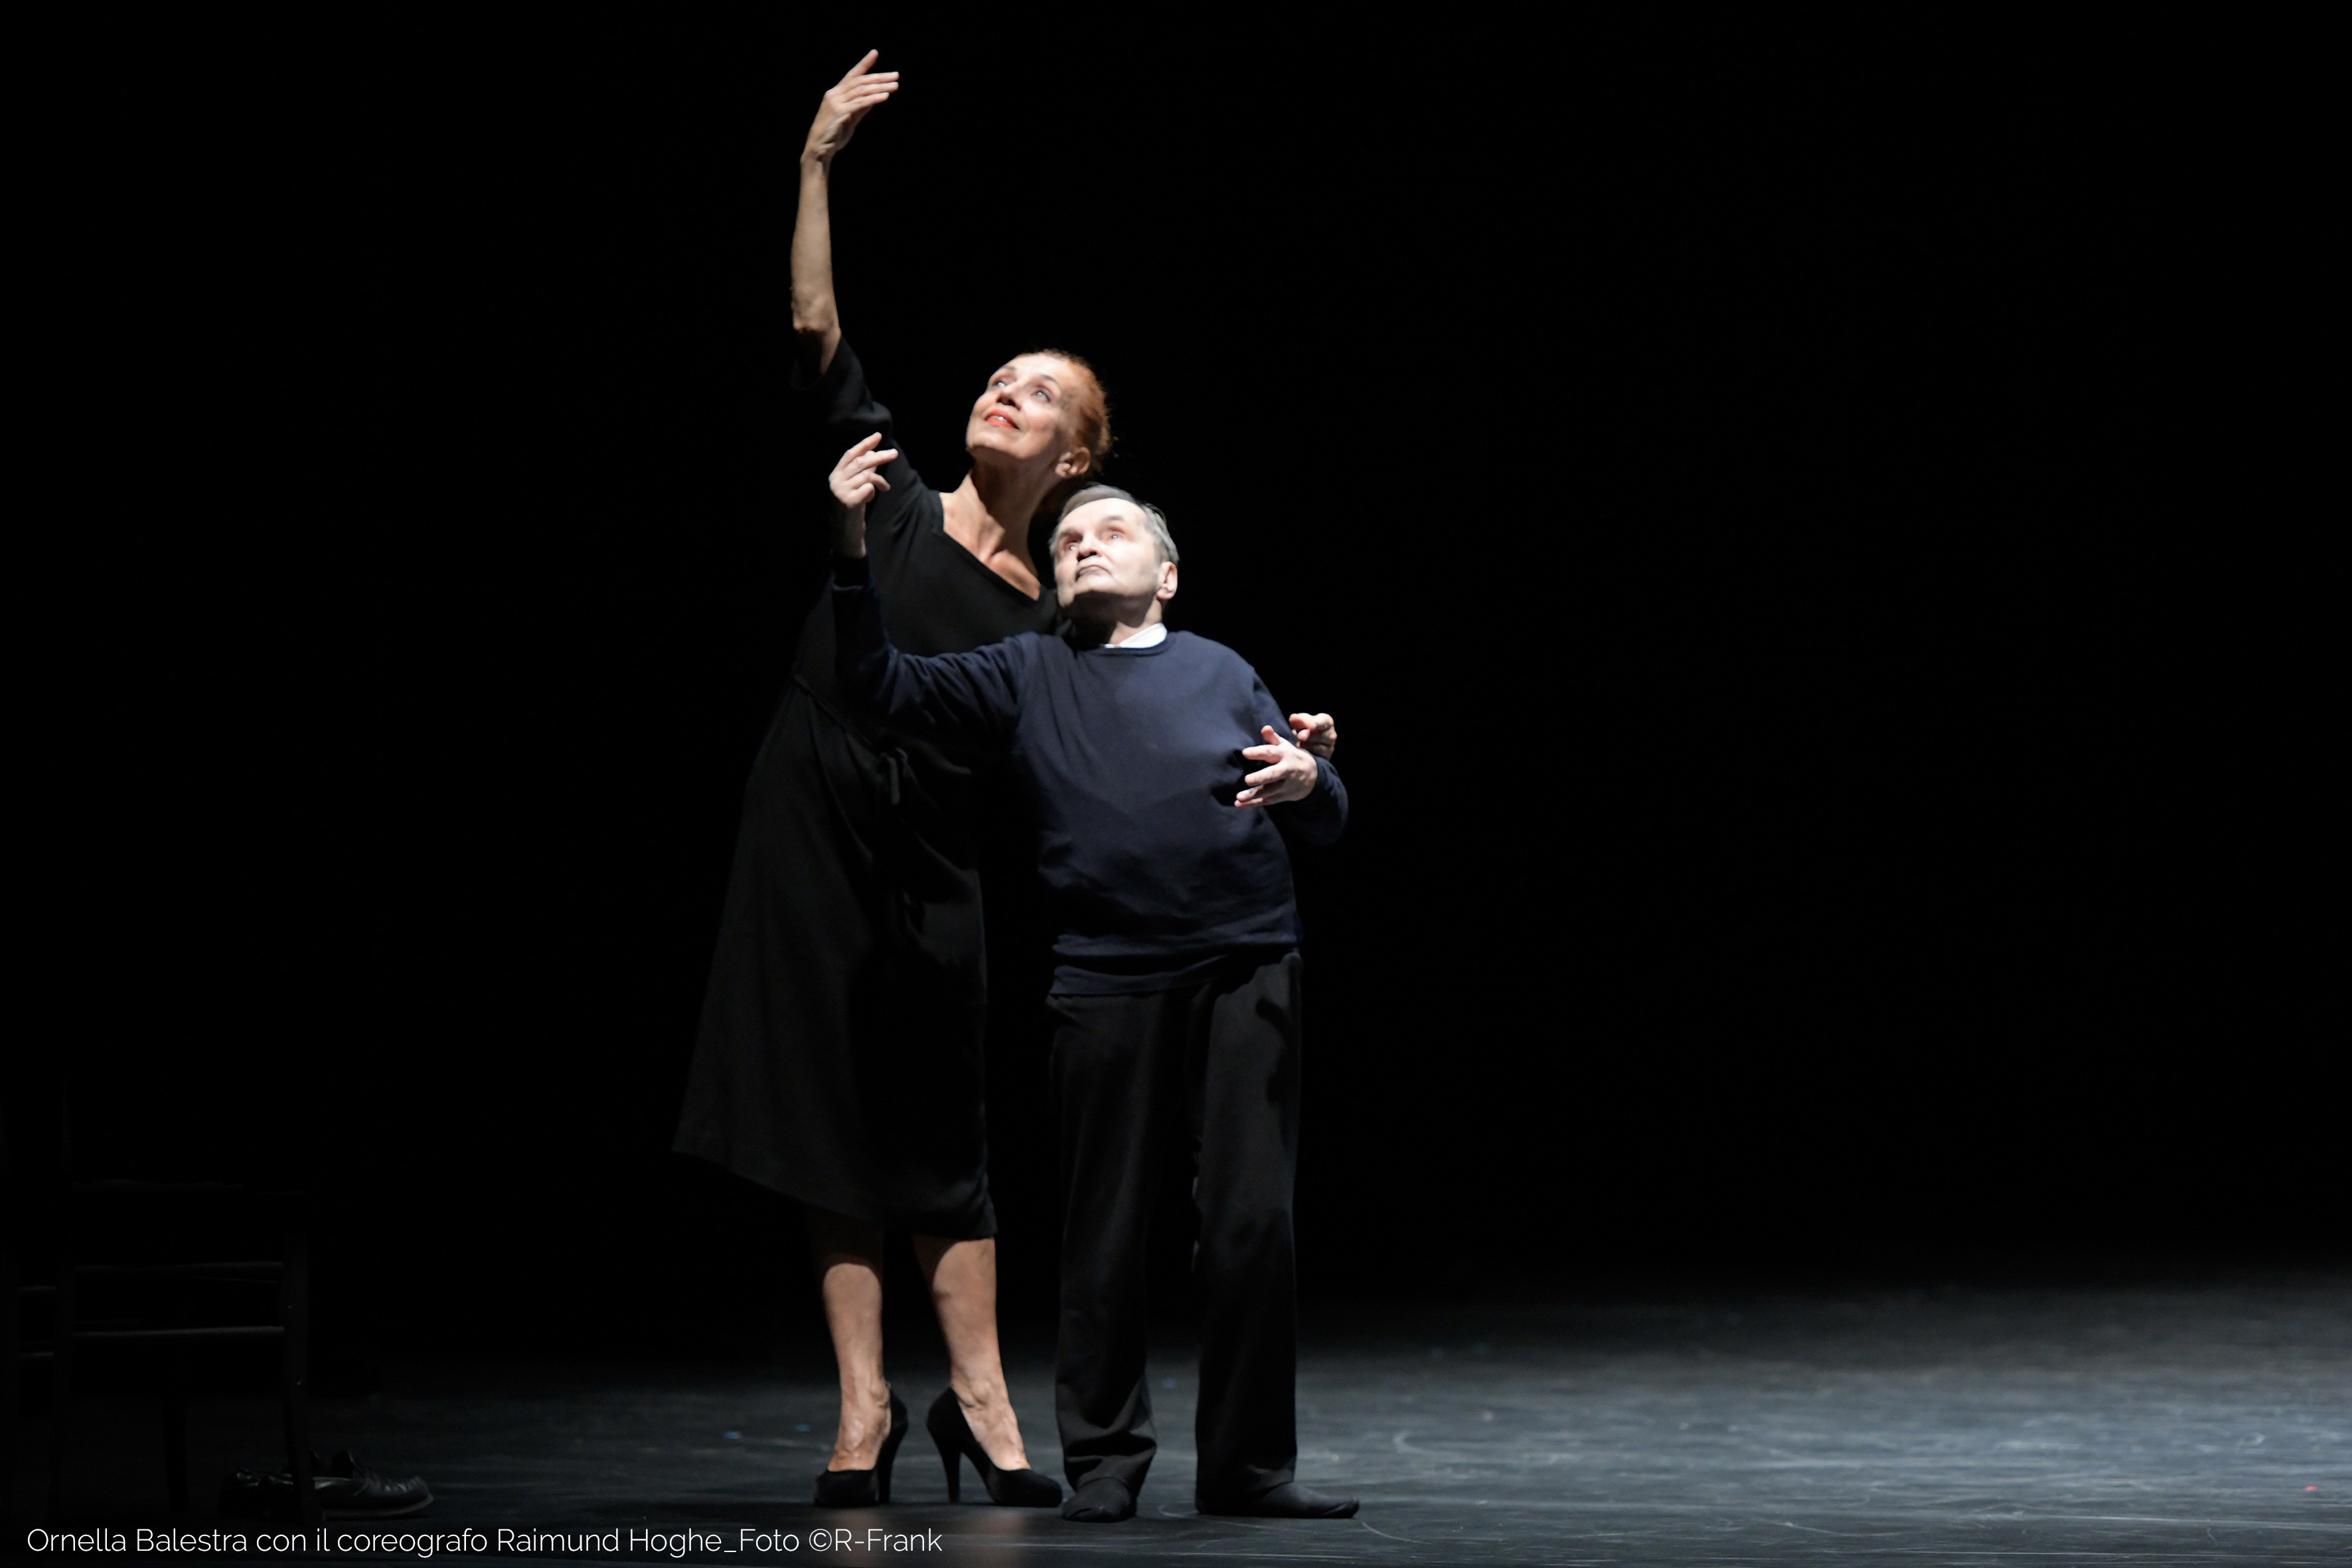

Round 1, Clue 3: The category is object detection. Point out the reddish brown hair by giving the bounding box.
[1026,347,1114,492]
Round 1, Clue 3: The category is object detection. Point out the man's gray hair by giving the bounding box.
[1057,484,1179,565]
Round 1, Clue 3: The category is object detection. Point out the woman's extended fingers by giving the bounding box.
[836,437,898,478]
[830,438,899,507]
[834,52,900,94]
[811,54,900,158]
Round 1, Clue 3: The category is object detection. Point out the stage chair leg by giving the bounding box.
[3,1230,17,1537]
[279,1227,317,1529]
[46,1255,74,1520]
[162,1346,189,1513]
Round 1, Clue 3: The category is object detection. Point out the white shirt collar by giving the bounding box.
[1111,622,1168,651]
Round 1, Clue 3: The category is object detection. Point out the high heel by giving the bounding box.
[813,1392,907,1506]
[925,1388,1061,1507]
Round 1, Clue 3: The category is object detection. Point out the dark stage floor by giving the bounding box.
[21,1277,2350,1565]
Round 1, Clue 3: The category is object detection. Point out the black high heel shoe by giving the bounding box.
[813,1392,908,1506]
[925,1388,1061,1507]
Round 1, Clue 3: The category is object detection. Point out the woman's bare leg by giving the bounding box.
[912,1235,1032,1470]
[804,1206,894,1470]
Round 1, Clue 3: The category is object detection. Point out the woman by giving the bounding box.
[672,54,1336,1508]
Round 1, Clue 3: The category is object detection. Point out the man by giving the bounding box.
[825,436,1357,1524]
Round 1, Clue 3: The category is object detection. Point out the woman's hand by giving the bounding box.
[792,55,894,372]
[803,50,900,166]
[1289,712,1337,759]
[1236,726,1320,808]
[829,433,897,557]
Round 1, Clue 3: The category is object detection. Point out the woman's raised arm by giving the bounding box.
[792,51,899,378]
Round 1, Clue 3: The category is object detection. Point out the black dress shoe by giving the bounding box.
[216,1451,433,1520]
[925,1389,1061,1506]
[315,1450,433,1518]
[1059,1476,1135,1522]
[813,1393,909,1506]
[1198,1480,1358,1518]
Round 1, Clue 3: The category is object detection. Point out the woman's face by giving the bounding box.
[965,354,1087,474]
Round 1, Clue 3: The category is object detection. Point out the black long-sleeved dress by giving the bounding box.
[672,343,1053,1237]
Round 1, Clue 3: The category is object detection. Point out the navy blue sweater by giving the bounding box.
[832,559,1348,990]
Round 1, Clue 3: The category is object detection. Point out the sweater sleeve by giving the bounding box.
[1249,672,1350,846]
[830,555,1022,746]
[1285,754,1348,845]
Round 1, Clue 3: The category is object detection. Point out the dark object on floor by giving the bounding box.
[923,1387,1059,1506]
[1059,1474,1135,1523]
[218,1450,431,1520]
[1198,1479,1359,1518]
[36,1176,319,1526]
[811,1392,906,1507]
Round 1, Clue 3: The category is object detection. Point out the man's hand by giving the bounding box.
[803,50,899,167]
[829,433,896,557]
[1289,712,1337,759]
[1236,726,1319,809]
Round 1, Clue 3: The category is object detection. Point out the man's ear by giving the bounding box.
[1155,561,1179,603]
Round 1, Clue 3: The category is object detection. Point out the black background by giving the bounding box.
[19,15,2332,1377]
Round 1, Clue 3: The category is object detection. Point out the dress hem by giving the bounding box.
[670,1140,998,1241]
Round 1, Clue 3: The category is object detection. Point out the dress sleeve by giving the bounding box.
[792,338,928,536]
[829,556,1021,747]
[1247,670,1349,846]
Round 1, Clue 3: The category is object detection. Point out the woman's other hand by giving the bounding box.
[1289,712,1337,759]
[1237,726,1320,808]
[803,50,900,166]
[829,433,897,556]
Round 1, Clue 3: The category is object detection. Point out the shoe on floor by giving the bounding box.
[216,1451,432,1520]
[1060,1476,1135,1522]
[1198,1480,1358,1518]
[316,1450,433,1518]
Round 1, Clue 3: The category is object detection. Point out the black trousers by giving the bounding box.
[1048,949,1304,1506]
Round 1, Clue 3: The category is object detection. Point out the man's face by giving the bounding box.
[1051,500,1176,618]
